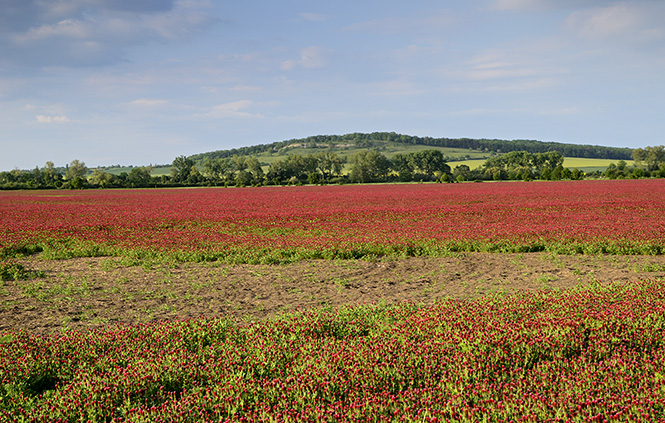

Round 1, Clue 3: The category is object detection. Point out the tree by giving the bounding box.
[632,146,665,171]
[64,160,88,189]
[316,151,345,182]
[246,157,265,184]
[349,151,390,183]
[66,159,88,180]
[570,168,584,180]
[233,155,248,173]
[234,170,252,187]
[127,166,153,187]
[42,161,61,187]
[453,164,473,182]
[411,150,451,179]
[171,156,195,183]
[187,166,203,185]
[308,172,321,185]
[203,157,235,184]
[89,169,114,188]
[267,154,318,183]
[391,153,414,182]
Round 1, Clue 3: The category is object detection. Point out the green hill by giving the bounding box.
[188,132,633,167]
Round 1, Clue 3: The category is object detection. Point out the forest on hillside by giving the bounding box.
[189,132,634,163]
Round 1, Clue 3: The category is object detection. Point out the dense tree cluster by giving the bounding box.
[473,151,585,181]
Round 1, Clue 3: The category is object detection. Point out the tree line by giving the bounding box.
[2,146,664,190]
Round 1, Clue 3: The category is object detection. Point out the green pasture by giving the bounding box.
[252,141,489,167]
[562,157,634,173]
[98,165,172,176]
[450,157,633,172]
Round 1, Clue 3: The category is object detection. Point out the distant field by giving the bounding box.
[449,159,486,170]
[451,157,633,172]
[99,165,172,176]
[563,157,634,173]
[3,179,664,262]
[252,142,489,167]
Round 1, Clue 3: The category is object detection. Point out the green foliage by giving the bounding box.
[632,145,665,171]
[0,261,44,281]
[171,155,196,183]
[481,150,573,181]
[65,159,88,181]
[266,153,321,184]
[349,150,391,183]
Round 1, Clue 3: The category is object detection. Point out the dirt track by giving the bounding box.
[3,252,665,335]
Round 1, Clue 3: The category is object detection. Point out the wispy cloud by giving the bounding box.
[281,46,329,70]
[343,9,456,35]
[36,115,71,123]
[204,100,262,119]
[127,99,169,107]
[449,107,519,116]
[565,3,665,42]
[446,45,567,92]
[537,107,580,115]
[488,0,605,12]
[464,60,540,81]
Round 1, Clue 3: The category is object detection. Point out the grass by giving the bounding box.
[0,261,45,281]
[450,157,635,172]
[4,237,665,268]
[562,157,635,172]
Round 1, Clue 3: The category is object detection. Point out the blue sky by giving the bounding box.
[1,0,664,170]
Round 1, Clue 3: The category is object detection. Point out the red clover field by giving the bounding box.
[1,179,665,421]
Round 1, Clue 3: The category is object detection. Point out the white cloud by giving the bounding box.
[13,18,89,42]
[464,60,539,80]
[488,0,605,12]
[281,46,328,70]
[229,85,263,92]
[204,100,261,119]
[566,4,642,38]
[36,115,71,123]
[450,47,566,84]
[537,107,580,115]
[565,3,665,42]
[142,4,214,40]
[343,9,455,35]
[0,0,216,68]
[127,98,169,107]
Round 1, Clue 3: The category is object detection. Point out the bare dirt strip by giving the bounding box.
[3,253,665,336]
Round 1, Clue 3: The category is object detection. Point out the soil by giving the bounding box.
[2,253,665,336]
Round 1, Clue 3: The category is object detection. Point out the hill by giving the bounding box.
[188,132,634,166]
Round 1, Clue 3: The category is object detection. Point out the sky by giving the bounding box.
[1,0,664,170]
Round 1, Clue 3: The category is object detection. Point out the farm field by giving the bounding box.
[2,179,665,262]
[450,157,633,172]
[2,179,665,421]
